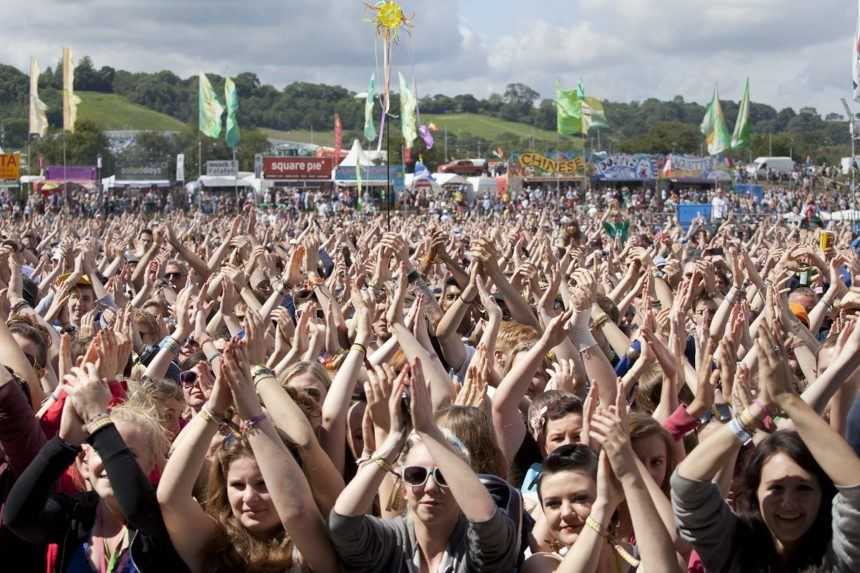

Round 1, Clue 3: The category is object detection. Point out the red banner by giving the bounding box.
[334,114,343,165]
[262,157,334,180]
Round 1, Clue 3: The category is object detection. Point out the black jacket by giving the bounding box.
[4,426,190,573]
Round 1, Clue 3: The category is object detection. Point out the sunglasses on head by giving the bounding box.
[401,466,448,488]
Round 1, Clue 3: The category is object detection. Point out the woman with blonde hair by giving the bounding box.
[6,362,183,572]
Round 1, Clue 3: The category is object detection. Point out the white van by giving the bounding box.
[746,157,795,177]
[841,157,860,175]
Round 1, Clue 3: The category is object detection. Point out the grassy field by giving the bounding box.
[77,92,188,131]
[421,113,560,143]
[261,113,563,147]
[261,128,336,147]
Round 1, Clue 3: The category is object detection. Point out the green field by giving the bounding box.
[262,113,562,147]
[77,92,188,131]
[261,128,336,147]
[421,113,560,143]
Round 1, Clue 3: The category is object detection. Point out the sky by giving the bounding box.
[0,0,856,115]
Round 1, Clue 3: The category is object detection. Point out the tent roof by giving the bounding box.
[433,173,467,187]
[339,139,375,167]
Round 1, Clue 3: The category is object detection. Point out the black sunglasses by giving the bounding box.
[180,371,198,387]
[402,466,448,488]
[165,272,185,279]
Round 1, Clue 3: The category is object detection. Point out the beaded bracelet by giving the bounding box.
[239,414,267,434]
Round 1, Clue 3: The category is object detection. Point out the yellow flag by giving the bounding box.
[29,58,49,137]
[62,48,81,132]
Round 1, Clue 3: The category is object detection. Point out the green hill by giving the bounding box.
[421,113,561,143]
[77,92,188,131]
[261,113,563,148]
[261,128,336,147]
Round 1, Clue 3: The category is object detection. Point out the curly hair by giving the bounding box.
[204,436,300,573]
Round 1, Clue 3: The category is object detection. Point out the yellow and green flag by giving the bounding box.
[701,87,731,155]
[556,85,583,136]
[224,77,240,149]
[399,72,417,149]
[731,79,751,150]
[198,73,224,139]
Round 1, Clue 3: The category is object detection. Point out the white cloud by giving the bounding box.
[0,0,854,115]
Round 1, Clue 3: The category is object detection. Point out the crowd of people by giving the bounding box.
[0,189,859,573]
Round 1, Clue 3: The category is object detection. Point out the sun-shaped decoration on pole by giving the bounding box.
[364,1,413,114]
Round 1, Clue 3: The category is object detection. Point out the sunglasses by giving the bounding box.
[180,370,198,387]
[165,272,185,279]
[401,466,448,488]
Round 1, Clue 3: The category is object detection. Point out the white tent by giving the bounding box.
[339,139,376,167]
[102,174,170,190]
[405,174,440,192]
[197,172,261,193]
[434,173,467,187]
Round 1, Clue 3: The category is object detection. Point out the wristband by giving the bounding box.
[370,455,395,473]
[728,417,753,445]
[252,365,276,380]
[158,336,180,355]
[351,342,367,356]
[584,515,608,538]
[239,413,267,434]
[85,413,114,436]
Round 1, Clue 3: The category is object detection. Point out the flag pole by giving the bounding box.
[386,110,391,230]
[233,148,238,205]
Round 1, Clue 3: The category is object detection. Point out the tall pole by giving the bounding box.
[198,138,202,179]
[444,126,448,162]
[233,148,238,205]
[386,111,391,230]
[62,131,67,209]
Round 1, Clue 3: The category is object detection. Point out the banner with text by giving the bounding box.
[206,160,238,177]
[115,161,169,181]
[263,157,333,180]
[665,154,732,181]
[0,153,20,181]
[592,154,658,181]
[509,151,587,177]
[335,164,405,192]
[45,165,96,181]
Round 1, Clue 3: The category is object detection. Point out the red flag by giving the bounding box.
[334,114,343,163]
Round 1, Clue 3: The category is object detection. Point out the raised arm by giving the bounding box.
[491,311,572,462]
[409,358,497,522]
[321,293,371,473]
[223,342,338,573]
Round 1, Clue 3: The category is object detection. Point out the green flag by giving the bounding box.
[399,72,417,149]
[556,85,583,136]
[364,74,377,142]
[702,88,731,156]
[224,77,240,149]
[583,97,608,130]
[576,79,586,99]
[731,78,751,150]
[198,73,224,138]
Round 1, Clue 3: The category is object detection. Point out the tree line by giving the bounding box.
[0,56,853,166]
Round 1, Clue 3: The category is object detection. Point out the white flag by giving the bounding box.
[854,0,860,102]
[29,58,49,137]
